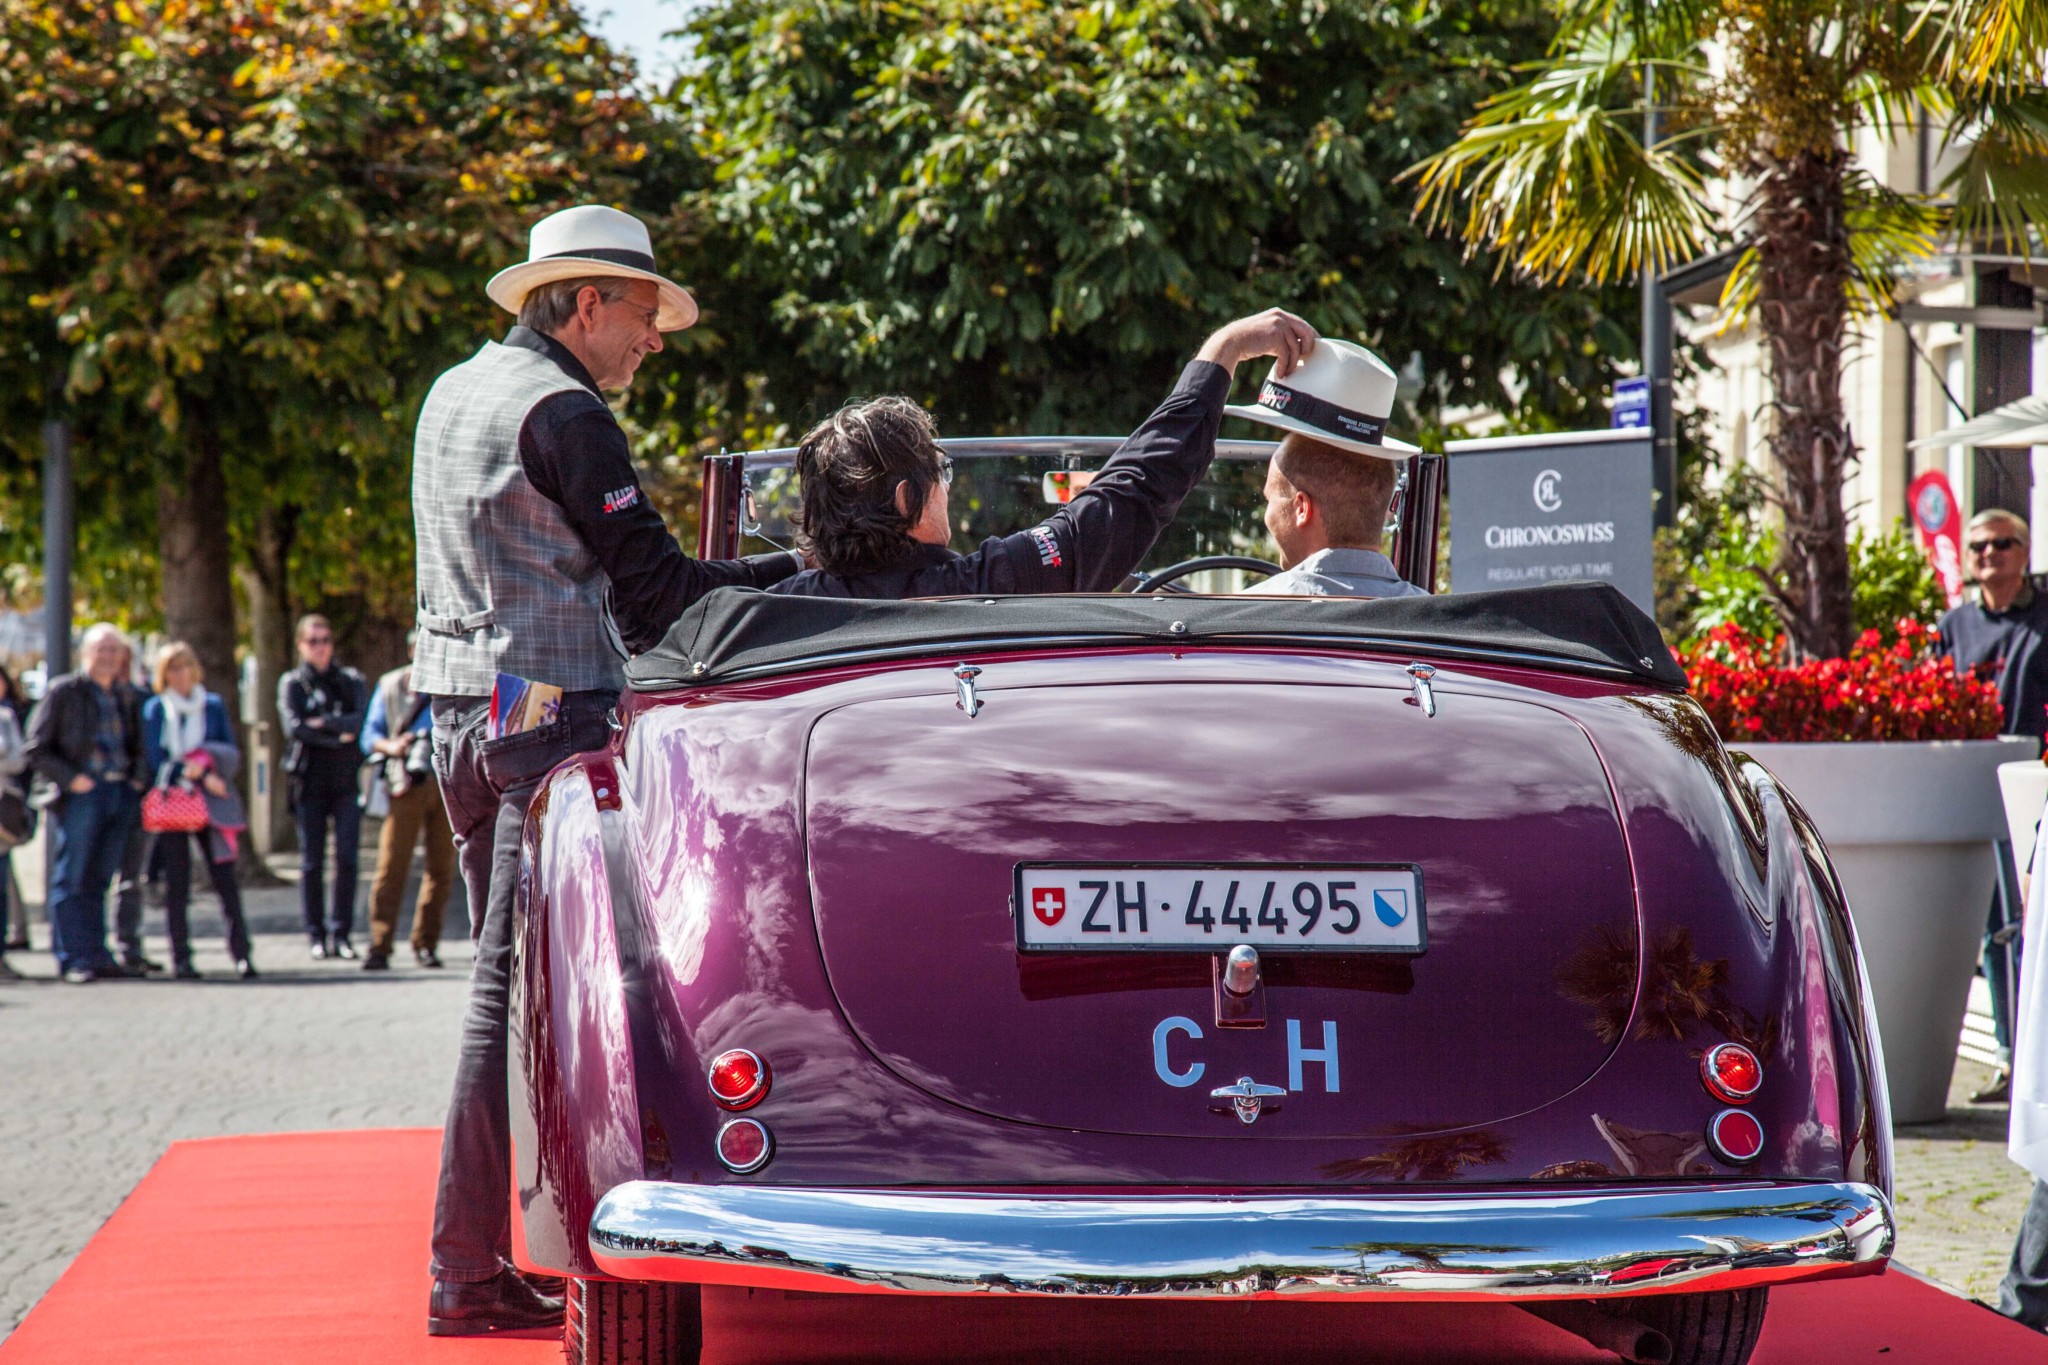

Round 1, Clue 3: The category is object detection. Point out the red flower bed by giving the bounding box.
[1678,620,2003,743]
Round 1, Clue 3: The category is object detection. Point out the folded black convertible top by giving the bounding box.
[626,581,1686,691]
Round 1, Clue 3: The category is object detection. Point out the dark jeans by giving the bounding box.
[47,783,139,974]
[427,689,616,1282]
[113,815,151,958]
[2002,1179,2048,1327]
[161,830,251,966]
[295,782,362,942]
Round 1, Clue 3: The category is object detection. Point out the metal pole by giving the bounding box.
[41,410,73,678]
[1642,66,1676,528]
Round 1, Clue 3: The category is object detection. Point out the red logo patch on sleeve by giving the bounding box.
[1029,526,1063,567]
[601,484,641,515]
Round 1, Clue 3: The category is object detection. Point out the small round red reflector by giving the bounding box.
[716,1118,772,1173]
[1701,1043,1763,1104]
[1708,1108,1765,1163]
[708,1049,769,1111]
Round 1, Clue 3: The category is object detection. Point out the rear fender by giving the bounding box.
[510,756,644,1277]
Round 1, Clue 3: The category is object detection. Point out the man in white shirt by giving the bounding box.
[1243,433,1429,598]
[1222,336,1428,599]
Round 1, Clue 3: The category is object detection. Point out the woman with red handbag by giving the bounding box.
[142,643,253,980]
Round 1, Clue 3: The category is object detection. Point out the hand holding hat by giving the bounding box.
[1198,307,1322,379]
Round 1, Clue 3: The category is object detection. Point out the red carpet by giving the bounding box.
[4,1128,2044,1363]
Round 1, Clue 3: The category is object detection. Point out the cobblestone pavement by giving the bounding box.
[0,858,2038,1336]
[1893,1056,2030,1302]
[0,859,475,1336]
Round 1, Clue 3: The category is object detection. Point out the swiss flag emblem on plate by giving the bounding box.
[1031,887,1066,926]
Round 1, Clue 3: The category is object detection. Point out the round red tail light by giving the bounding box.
[1701,1043,1762,1104]
[708,1049,770,1111]
[716,1118,773,1174]
[1707,1108,1765,1163]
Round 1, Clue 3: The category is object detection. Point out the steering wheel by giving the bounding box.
[1131,555,1282,594]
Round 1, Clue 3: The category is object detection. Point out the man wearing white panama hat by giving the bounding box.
[1227,339,1429,599]
[412,204,798,1336]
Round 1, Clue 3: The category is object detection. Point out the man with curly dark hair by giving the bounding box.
[773,309,1318,598]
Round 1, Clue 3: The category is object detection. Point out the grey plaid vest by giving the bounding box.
[411,340,625,697]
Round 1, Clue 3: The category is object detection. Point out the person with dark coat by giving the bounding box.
[412,204,799,1335]
[143,642,254,980]
[769,309,1319,599]
[278,613,368,960]
[23,623,146,983]
[1939,508,2048,1109]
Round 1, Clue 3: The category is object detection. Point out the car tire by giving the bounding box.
[564,1278,703,1365]
[1626,1287,1770,1365]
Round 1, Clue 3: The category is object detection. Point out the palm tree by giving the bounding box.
[1410,0,2048,659]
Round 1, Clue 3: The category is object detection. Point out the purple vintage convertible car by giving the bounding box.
[509,442,1893,1365]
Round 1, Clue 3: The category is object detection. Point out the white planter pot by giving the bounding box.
[1998,760,2048,874]
[1740,738,2033,1125]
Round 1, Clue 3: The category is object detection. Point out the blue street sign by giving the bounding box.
[1612,376,1650,429]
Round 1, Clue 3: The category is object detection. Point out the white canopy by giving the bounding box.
[1909,393,2048,449]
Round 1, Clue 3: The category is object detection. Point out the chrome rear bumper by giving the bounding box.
[588,1180,1892,1300]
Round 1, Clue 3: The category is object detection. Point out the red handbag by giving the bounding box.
[142,784,209,834]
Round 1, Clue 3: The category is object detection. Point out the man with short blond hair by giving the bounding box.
[1243,432,1427,598]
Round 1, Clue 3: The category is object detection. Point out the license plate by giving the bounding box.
[1014,863,1426,953]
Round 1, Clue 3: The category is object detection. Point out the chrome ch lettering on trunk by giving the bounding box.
[1153,1016,1342,1095]
[1153,1016,1205,1087]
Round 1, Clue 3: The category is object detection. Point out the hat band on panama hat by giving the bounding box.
[1256,379,1387,446]
[542,245,659,273]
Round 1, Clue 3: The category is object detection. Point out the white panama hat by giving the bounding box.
[485,205,699,332]
[1223,338,1418,460]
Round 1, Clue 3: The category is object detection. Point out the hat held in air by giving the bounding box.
[485,204,698,332]
[1224,338,1418,460]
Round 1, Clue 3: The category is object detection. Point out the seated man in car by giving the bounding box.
[1225,338,1428,599]
[770,308,1317,598]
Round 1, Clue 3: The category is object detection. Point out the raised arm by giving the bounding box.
[987,309,1320,593]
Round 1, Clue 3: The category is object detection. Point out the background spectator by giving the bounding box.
[24,623,145,983]
[143,642,254,980]
[360,632,452,971]
[110,637,163,975]
[0,664,25,980]
[1939,508,2048,1104]
[278,614,366,960]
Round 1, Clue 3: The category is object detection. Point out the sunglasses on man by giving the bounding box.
[1968,536,2023,555]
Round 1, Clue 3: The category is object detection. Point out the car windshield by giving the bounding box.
[734,438,1398,592]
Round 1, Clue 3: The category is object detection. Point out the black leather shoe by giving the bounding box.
[332,937,359,961]
[1973,1070,2013,1105]
[414,946,444,969]
[309,937,331,961]
[121,952,165,974]
[173,962,202,981]
[426,1267,565,1336]
[235,958,259,980]
[91,962,141,980]
[362,950,391,972]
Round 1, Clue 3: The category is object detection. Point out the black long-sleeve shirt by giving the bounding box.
[505,327,798,652]
[770,361,1230,598]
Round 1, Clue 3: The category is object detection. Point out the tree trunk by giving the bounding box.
[157,418,242,728]
[239,499,300,861]
[1755,148,1856,661]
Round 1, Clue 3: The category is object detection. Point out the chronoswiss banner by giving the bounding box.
[1446,430,1654,614]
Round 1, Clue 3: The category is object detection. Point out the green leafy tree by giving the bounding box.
[1411,0,2048,659]
[0,0,653,846]
[1687,510,1948,645]
[0,0,650,686]
[667,0,1636,448]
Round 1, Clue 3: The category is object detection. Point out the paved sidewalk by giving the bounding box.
[0,857,474,1335]
[1893,1056,2030,1302]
